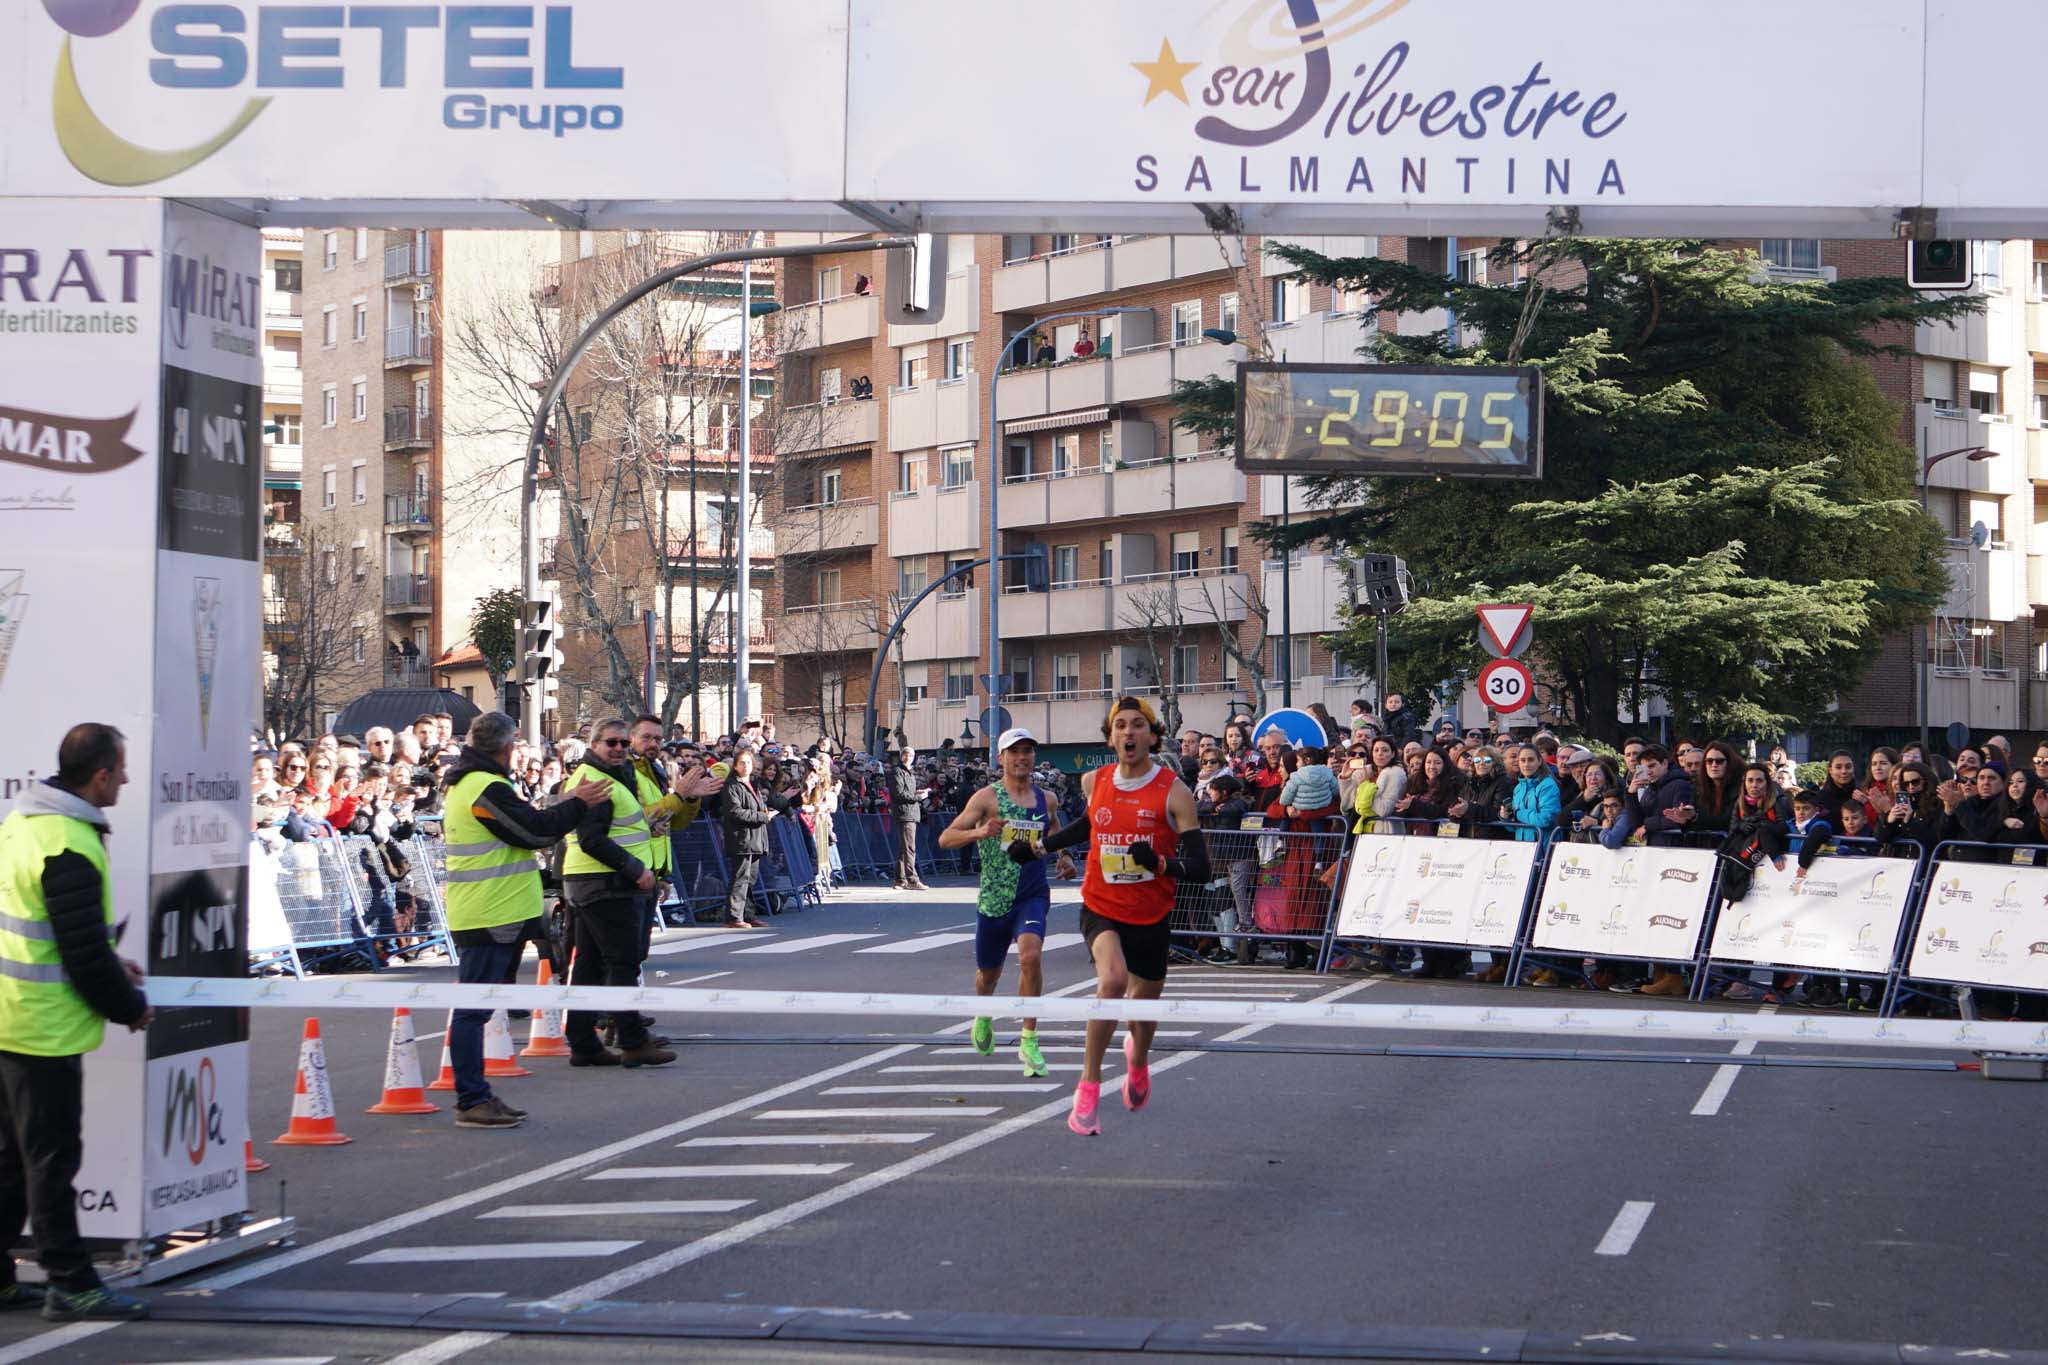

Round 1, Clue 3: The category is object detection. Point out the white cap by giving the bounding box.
[996,727,1037,754]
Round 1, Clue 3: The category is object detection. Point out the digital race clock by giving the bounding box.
[1235,362,1543,479]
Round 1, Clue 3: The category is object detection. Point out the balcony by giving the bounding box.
[665,524,775,564]
[1262,553,1355,636]
[776,293,880,354]
[898,586,981,662]
[264,442,302,482]
[384,405,432,451]
[384,659,431,689]
[887,479,981,558]
[1100,337,1234,406]
[1939,541,2021,621]
[997,568,1250,641]
[779,398,877,454]
[384,325,433,368]
[384,237,431,283]
[263,293,303,330]
[773,497,878,554]
[780,601,879,654]
[1259,311,1377,365]
[1916,405,2017,493]
[385,490,433,534]
[262,523,302,558]
[1927,668,2021,730]
[384,573,432,614]
[886,378,980,452]
[888,266,980,347]
[998,447,1239,529]
[1260,237,1375,276]
[2031,427,2048,483]
[993,235,1248,312]
[1916,287,2021,369]
[263,364,303,407]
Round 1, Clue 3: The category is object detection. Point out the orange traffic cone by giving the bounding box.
[483,1009,532,1078]
[426,1009,457,1091]
[520,961,571,1058]
[273,1018,352,1146]
[244,1139,270,1173]
[366,1007,439,1115]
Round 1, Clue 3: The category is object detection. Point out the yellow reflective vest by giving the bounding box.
[562,763,652,877]
[441,769,545,932]
[0,809,114,1057]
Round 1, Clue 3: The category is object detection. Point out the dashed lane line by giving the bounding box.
[351,1241,640,1265]
[479,1201,752,1218]
[1691,1003,1776,1117]
[587,1164,851,1180]
[1595,1201,1656,1257]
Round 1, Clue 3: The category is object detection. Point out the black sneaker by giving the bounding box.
[569,1048,623,1068]
[41,1286,148,1321]
[0,1284,44,1311]
[454,1097,524,1129]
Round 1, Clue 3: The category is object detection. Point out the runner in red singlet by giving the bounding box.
[1041,697,1207,1137]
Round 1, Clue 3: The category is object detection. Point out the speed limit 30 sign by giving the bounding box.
[1477,657,1533,713]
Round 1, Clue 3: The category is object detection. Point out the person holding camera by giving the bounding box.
[440,713,612,1128]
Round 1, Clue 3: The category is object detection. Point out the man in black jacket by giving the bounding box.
[719,748,780,927]
[888,746,929,891]
[561,720,675,1068]
[0,724,151,1321]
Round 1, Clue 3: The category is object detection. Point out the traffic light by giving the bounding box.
[519,596,560,719]
[884,232,949,326]
[1907,239,1969,290]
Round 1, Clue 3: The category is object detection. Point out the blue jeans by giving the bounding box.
[450,936,525,1110]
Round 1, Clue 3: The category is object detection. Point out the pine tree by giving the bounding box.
[1174,238,1978,743]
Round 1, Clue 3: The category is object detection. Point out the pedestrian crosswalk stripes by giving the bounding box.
[479,1201,753,1218]
[587,1164,851,1180]
[1014,932,1085,954]
[755,1107,1006,1120]
[855,932,979,954]
[822,1083,1061,1096]
[732,933,887,955]
[351,1241,640,1264]
[679,1133,934,1148]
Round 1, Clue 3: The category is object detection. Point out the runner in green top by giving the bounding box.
[937,728,1055,1076]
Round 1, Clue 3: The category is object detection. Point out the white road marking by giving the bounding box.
[921,922,976,933]
[884,1064,1082,1074]
[1028,1028,1200,1038]
[350,1241,639,1265]
[659,970,734,986]
[142,1359,335,1365]
[755,1106,1004,1119]
[857,933,978,955]
[1015,932,1084,953]
[384,1334,506,1365]
[0,1322,124,1363]
[823,1083,1060,1095]
[587,1163,850,1180]
[680,1133,933,1148]
[1692,1003,1775,1116]
[646,936,747,957]
[733,933,885,955]
[1595,1201,1655,1256]
[478,1201,752,1218]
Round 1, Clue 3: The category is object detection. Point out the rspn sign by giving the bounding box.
[1477,658,1533,714]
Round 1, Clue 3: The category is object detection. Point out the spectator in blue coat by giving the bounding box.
[1505,744,1561,841]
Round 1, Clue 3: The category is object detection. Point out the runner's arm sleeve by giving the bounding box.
[1041,817,1090,854]
[42,851,148,1026]
[1162,828,1210,884]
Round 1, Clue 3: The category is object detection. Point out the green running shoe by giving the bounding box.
[1017,1031,1047,1077]
[971,1016,994,1056]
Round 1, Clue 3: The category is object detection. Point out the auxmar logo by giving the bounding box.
[1129,0,1630,200]
[46,1,624,187]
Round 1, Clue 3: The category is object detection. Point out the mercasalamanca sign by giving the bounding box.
[2,0,2045,236]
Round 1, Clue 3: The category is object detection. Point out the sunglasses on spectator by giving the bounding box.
[1901,780,1925,790]
[313,762,333,772]
[2032,758,2048,766]
[1702,756,1727,766]
[284,762,307,772]
[597,738,629,749]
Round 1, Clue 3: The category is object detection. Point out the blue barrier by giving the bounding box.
[668,819,731,923]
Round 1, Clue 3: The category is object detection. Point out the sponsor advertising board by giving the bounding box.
[1707,856,1916,976]
[1907,861,2048,995]
[1528,843,1716,961]
[1333,834,1535,949]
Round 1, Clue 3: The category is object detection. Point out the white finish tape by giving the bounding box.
[156,977,2046,1053]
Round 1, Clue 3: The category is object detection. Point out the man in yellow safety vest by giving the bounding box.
[0,724,151,1320]
[440,712,610,1129]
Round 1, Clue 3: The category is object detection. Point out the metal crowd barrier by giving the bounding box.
[1323,819,1545,976]
[247,834,457,977]
[1169,819,1350,965]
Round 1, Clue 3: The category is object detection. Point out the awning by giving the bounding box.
[1003,407,1112,436]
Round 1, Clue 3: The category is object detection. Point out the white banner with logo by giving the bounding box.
[1333,834,1534,949]
[1529,843,1716,961]
[1707,855,1916,976]
[0,200,252,1242]
[1907,861,2048,994]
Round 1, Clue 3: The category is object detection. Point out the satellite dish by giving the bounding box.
[1970,521,1990,548]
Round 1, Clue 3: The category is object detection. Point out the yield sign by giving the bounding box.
[1476,603,1533,657]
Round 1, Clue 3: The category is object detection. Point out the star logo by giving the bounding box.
[1131,36,1199,106]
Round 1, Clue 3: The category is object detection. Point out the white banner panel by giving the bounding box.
[0,2,847,200]
[1707,856,1916,975]
[846,0,1921,211]
[1529,843,1715,960]
[1907,861,2048,994]
[1333,834,1533,949]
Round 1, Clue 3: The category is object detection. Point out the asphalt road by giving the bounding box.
[2,879,2044,1364]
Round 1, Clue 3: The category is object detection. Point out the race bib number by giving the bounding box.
[1097,838,1155,884]
[1003,815,1045,850]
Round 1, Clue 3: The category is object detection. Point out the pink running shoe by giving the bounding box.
[1122,1034,1151,1111]
[1068,1080,1101,1137]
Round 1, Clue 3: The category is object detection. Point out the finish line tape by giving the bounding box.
[152,977,2048,1054]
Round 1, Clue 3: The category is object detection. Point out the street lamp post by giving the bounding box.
[982,304,1152,764]
[516,237,912,746]
[1916,425,1997,753]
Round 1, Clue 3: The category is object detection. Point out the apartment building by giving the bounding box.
[259,228,305,732]
[535,231,778,737]
[768,231,1434,762]
[296,225,442,730]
